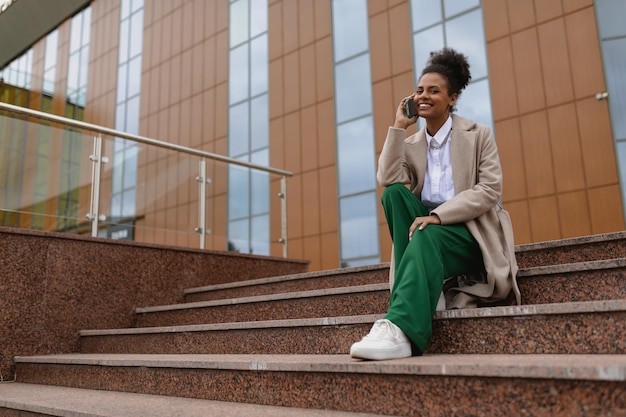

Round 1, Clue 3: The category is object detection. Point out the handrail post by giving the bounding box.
[87,133,107,237]
[279,175,288,258]
[195,158,210,249]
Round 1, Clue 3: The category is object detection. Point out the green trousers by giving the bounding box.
[382,184,484,353]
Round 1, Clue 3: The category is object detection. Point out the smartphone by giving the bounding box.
[405,98,418,118]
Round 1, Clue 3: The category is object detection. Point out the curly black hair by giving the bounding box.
[420,48,471,111]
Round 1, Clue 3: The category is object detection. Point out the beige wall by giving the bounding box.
[14,0,625,270]
[483,0,624,244]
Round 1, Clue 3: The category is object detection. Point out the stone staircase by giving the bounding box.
[1,232,625,416]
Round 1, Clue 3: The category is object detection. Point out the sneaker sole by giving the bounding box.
[349,344,412,361]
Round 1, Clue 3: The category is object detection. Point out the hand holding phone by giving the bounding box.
[404,98,418,119]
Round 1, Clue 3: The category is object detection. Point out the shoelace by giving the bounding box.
[364,319,395,340]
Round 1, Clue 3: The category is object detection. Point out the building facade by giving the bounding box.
[0,0,624,272]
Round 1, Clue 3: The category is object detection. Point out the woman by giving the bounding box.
[350,48,520,361]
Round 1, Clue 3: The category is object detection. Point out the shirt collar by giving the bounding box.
[426,115,453,147]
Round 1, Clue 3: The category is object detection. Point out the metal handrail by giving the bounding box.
[0,102,292,176]
[0,101,292,256]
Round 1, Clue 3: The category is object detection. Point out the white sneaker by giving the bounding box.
[350,319,412,360]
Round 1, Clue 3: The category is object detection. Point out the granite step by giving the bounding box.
[135,259,626,328]
[180,232,625,304]
[136,283,389,327]
[515,231,625,269]
[0,382,386,417]
[517,258,626,304]
[183,264,389,303]
[13,353,626,417]
[81,300,626,355]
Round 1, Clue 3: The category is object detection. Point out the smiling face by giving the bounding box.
[414,72,458,134]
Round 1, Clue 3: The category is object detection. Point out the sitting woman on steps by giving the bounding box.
[350,48,521,361]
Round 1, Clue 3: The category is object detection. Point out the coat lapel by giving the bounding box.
[450,115,477,193]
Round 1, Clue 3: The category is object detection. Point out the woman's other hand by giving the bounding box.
[408,214,441,239]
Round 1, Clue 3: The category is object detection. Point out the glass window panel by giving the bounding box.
[229,43,249,104]
[117,64,128,102]
[413,24,445,83]
[120,0,131,20]
[230,0,249,47]
[339,193,379,260]
[228,101,249,156]
[129,10,144,58]
[332,0,369,62]
[603,38,626,139]
[250,94,269,151]
[445,10,488,79]
[251,214,270,255]
[79,48,90,88]
[119,19,129,63]
[228,218,249,252]
[454,79,493,134]
[617,141,626,210]
[343,256,380,268]
[43,68,55,95]
[250,147,268,166]
[115,103,127,131]
[251,153,269,215]
[131,0,143,13]
[443,0,479,18]
[44,30,58,70]
[337,117,377,195]
[127,55,142,97]
[69,15,81,52]
[122,146,138,189]
[228,165,250,218]
[112,153,123,194]
[250,34,268,96]
[410,0,443,31]
[67,53,79,93]
[82,7,92,46]
[126,96,140,134]
[250,0,267,37]
[122,188,136,217]
[596,0,626,39]
[110,193,122,218]
[335,55,373,123]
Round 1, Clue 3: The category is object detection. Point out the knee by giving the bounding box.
[381,183,408,204]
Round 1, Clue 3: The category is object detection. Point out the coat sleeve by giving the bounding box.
[432,125,502,225]
[376,127,415,187]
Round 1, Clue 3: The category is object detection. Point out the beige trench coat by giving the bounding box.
[377,114,521,308]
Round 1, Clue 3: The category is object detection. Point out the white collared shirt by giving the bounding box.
[421,116,455,211]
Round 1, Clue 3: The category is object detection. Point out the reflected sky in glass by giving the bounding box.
[603,38,626,139]
[250,94,269,151]
[455,79,493,134]
[446,9,488,80]
[596,0,626,39]
[228,164,251,219]
[229,102,249,156]
[340,192,380,259]
[337,117,376,195]
[443,0,479,18]
[229,43,249,104]
[413,24,444,84]
[332,0,369,62]
[250,34,268,97]
[230,0,249,47]
[251,214,270,255]
[410,0,442,32]
[335,54,373,123]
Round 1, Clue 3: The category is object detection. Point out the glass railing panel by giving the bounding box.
[96,135,206,249]
[0,112,96,235]
[0,104,291,256]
